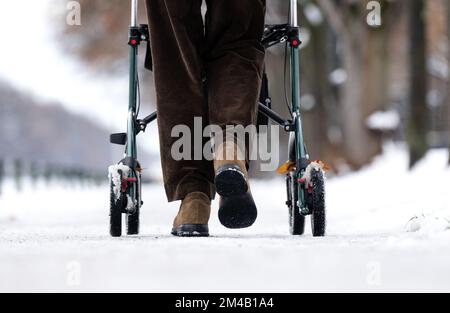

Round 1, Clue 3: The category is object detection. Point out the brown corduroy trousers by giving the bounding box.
[145,0,266,202]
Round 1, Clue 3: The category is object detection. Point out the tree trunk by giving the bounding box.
[302,14,332,163]
[407,0,429,168]
[317,0,384,169]
[447,0,450,164]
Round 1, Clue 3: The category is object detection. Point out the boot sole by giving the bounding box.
[218,192,257,229]
[171,224,209,237]
[215,166,248,198]
[215,165,256,229]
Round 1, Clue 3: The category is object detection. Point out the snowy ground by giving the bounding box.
[0,145,449,293]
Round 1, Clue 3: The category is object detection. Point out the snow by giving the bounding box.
[366,110,401,131]
[298,27,311,50]
[300,94,316,111]
[1,145,450,292]
[428,55,449,80]
[329,68,348,85]
[304,3,324,26]
[108,163,130,200]
[405,214,449,234]
[0,1,448,293]
[301,161,325,186]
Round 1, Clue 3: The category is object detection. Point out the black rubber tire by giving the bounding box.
[126,206,139,235]
[286,174,305,235]
[286,138,305,236]
[126,172,141,235]
[109,180,122,237]
[310,169,326,237]
[290,206,305,235]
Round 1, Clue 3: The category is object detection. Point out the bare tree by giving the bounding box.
[447,0,450,164]
[407,0,428,168]
[299,2,342,168]
[315,0,395,169]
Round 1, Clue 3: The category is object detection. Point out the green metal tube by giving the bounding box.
[291,46,307,213]
[126,44,138,206]
[291,48,305,160]
[127,45,138,159]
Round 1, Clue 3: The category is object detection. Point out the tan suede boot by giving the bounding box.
[214,141,257,229]
[172,192,211,237]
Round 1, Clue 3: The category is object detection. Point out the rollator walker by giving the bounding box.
[108,0,327,237]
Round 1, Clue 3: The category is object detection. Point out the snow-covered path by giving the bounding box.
[1,146,450,292]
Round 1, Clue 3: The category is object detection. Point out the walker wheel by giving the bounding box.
[126,174,141,235]
[287,173,305,235]
[310,169,326,237]
[109,176,125,237]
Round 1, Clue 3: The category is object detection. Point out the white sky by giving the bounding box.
[0,0,158,154]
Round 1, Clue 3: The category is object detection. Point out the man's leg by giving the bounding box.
[146,0,215,202]
[205,0,266,133]
[205,0,266,228]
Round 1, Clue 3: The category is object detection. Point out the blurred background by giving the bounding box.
[2,1,450,293]
[0,0,449,193]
